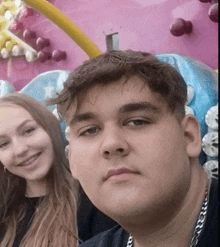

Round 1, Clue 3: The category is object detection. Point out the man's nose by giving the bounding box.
[100,125,130,159]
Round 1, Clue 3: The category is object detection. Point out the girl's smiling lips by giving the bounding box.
[104,168,139,181]
[18,152,41,167]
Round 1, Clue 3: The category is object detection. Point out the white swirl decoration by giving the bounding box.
[185,85,195,116]
[203,160,218,179]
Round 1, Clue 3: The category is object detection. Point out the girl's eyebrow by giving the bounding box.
[0,119,34,138]
[17,119,34,130]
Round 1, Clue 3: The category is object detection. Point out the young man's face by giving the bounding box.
[67,76,195,224]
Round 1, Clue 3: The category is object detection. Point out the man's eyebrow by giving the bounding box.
[69,112,96,126]
[68,102,160,126]
[119,102,161,114]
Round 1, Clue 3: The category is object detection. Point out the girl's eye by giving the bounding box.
[79,127,100,136]
[24,127,36,135]
[0,141,9,149]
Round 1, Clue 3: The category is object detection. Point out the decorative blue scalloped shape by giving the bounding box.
[20,70,70,110]
[156,54,218,138]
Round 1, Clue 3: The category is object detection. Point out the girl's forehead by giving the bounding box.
[0,102,22,109]
[0,104,33,121]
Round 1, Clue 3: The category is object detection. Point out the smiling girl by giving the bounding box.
[0,93,78,247]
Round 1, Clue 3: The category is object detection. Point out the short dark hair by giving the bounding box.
[49,50,187,119]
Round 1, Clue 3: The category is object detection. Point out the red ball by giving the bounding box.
[209,3,218,23]
[52,50,67,62]
[37,51,52,63]
[23,29,36,40]
[170,18,193,37]
[36,38,50,49]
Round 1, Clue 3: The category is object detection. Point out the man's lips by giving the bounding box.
[104,168,139,181]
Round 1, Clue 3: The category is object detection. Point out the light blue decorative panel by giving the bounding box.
[20,70,70,111]
[0,80,15,97]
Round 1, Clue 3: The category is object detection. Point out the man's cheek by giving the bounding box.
[69,152,80,178]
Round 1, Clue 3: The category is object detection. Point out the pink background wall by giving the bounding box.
[0,0,218,90]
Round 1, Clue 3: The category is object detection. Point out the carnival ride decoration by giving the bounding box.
[22,0,102,58]
[0,79,15,95]
[170,0,218,37]
[0,0,101,63]
[170,18,193,37]
[198,0,218,23]
[0,0,67,62]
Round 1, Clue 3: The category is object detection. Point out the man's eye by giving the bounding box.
[125,119,150,126]
[79,127,99,136]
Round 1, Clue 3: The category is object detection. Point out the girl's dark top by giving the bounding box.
[0,192,117,246]
[0,197,39,247]
[13,197,39,247]
[79,178,218,247]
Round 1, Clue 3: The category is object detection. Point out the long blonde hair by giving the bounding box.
[0,93,78,247]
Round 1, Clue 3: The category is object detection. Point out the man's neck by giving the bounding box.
[124,164,210,247]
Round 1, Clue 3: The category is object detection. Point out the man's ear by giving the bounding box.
[181,115,202,158]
